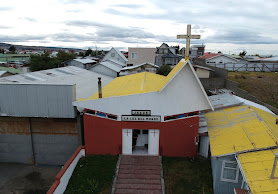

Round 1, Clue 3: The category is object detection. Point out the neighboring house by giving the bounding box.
[181,45,205,59]
[73,59,214,157]
[127,47,156,66]
[67,58,97,70]
[204,93,278,194]
[0,66,23,77]
[199,53,239,65]
[0,66,113,165]
[102,47,128,65]
[120,62,158,76]
[90,60,122,78]
[155,43,182,67]
[193,65,213,78]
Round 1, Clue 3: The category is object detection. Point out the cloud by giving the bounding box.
[206,29,278,44]
[21,17,37,22]
[0,35,48,42]
[0,6,12,11]
[0,25,11,29]
[112,4,144,9]
[61,0,95,4]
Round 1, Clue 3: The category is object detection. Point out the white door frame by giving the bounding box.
[122,129,132,155]
[148,129,160,155]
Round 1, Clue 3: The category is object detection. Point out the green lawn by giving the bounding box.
[65,155,118,194]
[163,157,213,194]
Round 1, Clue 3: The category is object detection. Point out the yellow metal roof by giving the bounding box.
[238,148,278,194]
[206,105,278,156]
[78,59,187,101]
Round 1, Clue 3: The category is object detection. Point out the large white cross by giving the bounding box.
[177,24,201,59]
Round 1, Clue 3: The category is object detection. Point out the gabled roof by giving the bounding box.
[112,47,128,62]
[161,51,179,58]
[0,71,7,77]
[121,62,158,70]
[199,53,239,61]
[206,105,278,157]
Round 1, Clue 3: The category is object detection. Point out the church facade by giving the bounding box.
[73,59,213,157]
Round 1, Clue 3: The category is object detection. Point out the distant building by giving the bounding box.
[120,62,158,76]
[127,47,156,66]
[67,58,97,70]
[155,43,182,67]
[199,53,239,65]
[90,59,125,78]
[193,65,213,78]
[102,47,128,65]
[0,66,23,77]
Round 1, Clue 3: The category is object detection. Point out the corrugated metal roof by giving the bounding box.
[206,105,278,157]
[78,59,187,101]
[73,58,96,64]
[105,58,126,67]
[0,66,114,100]
[238,148,278,194]
[100,61,122,72]
[121,62,158,70]
[209,93,243,110]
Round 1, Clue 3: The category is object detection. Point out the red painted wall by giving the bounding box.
[83,114,199,157]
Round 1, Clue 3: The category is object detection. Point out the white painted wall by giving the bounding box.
[102,48,126,65]
[73,62,212,118]
[196,68,210,78]
[148,129,159,155]
[136,132,148,147]
[54,149,85,194]
[90,64,118,78]
[199,136,209,158]
[206,55,238,64]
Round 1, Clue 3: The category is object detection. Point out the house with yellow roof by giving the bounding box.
[73,59,214,157]
[206,104,278,194]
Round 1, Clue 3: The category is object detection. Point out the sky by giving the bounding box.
[1,0,278,55]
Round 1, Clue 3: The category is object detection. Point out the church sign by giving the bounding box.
[121,115,161,122]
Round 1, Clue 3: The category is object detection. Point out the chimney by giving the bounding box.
[276,119,278,125]
[271,153,278,179]
[98,77,102,98]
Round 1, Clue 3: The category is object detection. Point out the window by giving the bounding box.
[131,53,137,59]
[221,160,239,183]
[111,53,115,57]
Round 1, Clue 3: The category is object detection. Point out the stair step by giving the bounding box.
[117,174,161,180]
[119,169,161,175]
[116,178,161,185]
[115,189,162,194]
[116,183,162,190]
[120,165,160,170]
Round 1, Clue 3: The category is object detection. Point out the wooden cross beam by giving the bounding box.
[177,24,201,59]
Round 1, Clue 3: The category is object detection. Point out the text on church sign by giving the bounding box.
[131,110,151,116]
[121,115,161,122]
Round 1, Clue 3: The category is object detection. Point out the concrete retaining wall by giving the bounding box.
[200,78,226,90]
[0,117,79,165]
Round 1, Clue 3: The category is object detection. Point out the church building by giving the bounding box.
[73,58,213,157]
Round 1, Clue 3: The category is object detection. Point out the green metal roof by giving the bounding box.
[0,66,23,74]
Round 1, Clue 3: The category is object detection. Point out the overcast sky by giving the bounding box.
[1,0,278,55]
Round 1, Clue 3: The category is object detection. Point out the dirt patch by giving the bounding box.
[0,164,60,194]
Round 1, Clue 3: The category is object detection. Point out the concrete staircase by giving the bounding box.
[114,155,163,194]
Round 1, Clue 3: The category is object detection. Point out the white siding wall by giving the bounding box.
[207,56,237,64]
[196,68,210,78]
[102,48,126,64]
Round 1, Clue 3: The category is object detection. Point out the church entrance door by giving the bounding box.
[122,129,132,155]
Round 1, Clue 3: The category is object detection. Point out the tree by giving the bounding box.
[29,53,60,72]
[9,45,16,53]
[56,50,76,62]
[85,48,93,56]
[156,64,172,76]
[239,50,247,57]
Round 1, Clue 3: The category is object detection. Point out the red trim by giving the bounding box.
[47,146,85,194]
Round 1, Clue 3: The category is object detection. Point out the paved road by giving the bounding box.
[0,163,61,194]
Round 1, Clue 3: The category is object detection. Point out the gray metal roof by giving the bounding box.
[0,66,114,100]
[99,61,122,72]
[105,58,126,67]
[74,58,96,64]
[121,62,158,70]
[208,93,243,110]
